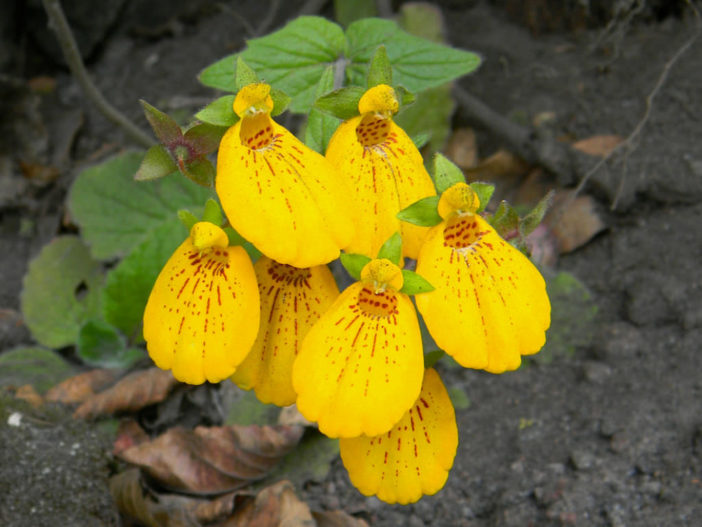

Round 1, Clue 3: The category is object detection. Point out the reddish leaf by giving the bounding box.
[73,367,178,419]
[546,191,606,253]
[14,384,44,407]
[113,418,150,456]
[184,123,226,157]
[46,368,120,405]
[119,424,304,495]
[572,134,623,158]
[222,480,314,527]
[140,100,182,145]
[313,510,369,527]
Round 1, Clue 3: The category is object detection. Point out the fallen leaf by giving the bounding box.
[572,135,623,157]
[74,367,178,419]
[119,424,304,495]
[546,191,606,253]
[46,368,119,404]
[113,419,150,456]
[313,510,369,527]
[464,149,530,187]
[277,405,312,427]
[224,480,315,527]
[444,127,478,169]
[14,384,44,407]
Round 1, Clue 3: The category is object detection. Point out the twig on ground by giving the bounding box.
[41,0,153,148]
[575,0,701,209]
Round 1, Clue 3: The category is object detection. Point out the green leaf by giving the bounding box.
[397,195,442,227]
[520,190,554,238]
[178,209,198,231]
[340,253,371,281]
[394,85,416,106]
[200,17,347,113]
[469,182,495,213]
[135,145,176,181]
[20,236,103,348]
[270,88,292,117]
[334,0,376,27]
[224,389,279,426]
[195,95,238,127]
[267,430,340,486]
[202,198,223,226]
[400,270,435,295]
[398,2,445,43]
[395,84,453,155]
[433,153,465,193]
[490,200,519,237]
[77,319,143,368]
[182,158,215,188]
[183,123,226,156]
[447,386,471,410]
[346,18,481,94]
[0,347,74,394]
[102,218,188,338]
[367,45,392,87]
[423,349,444,369]
[235,56,259,90]
[139,100,181,145]
[377,232,402,264]
[411,132,430,149]
[314,86,365,120]
[305,65,340,154]
[69,151,211,260]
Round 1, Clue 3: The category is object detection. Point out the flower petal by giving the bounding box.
[339,368,458,505]
[416,214,551,373]
[293,282,424,438]
[216,117,354,268]
[231,257,339,406]
[326,116,436,259]
[143,237,259,384]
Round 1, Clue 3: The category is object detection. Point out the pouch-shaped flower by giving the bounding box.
[339,367,458,505]
[231,256,339,406]
[415,183,551,373]
[143,222,259,384]
[292,259,424,438]
[216,83,354,268]
[325,84,436,260]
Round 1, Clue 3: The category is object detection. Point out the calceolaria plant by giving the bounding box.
[21,14,552,506]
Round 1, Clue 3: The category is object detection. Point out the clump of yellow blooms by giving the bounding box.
[143,69,551,505]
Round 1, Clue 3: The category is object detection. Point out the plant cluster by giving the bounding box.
[20,15,551,505]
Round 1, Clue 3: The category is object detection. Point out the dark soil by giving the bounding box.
[1,1,701,526]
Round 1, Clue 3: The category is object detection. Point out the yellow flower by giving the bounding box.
[339,368,458,505]
[325,84,436,260]
[216,83,354,268]
[231,256,339,406]
[292,259,424,438]
[415,183,551,373]
[143,222,260,384]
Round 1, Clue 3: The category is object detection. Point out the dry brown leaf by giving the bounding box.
[119,424,304,495]
[74,367,178,419]
[46,368,119,405]
[278,405,313,427]
[14,384,44,407]
[572,135,624,157]
[113,418,150,456]
[444,127,478,169]
[222,480,315,527]
[312,510,369,527]
[546,191,606,253]
[464,149,531,187]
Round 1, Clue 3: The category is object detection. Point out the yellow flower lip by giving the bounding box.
[233,82,274,118]
[360,258,404,293]
[190,221,229,252]
[438,182,480,220]
[358,84,399,117]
